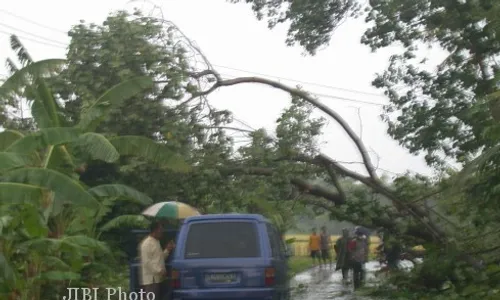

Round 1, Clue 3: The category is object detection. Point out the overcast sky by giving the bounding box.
[0,0,446,178]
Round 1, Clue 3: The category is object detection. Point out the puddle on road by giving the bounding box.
[293,272,313,282]
[291,262,388,300]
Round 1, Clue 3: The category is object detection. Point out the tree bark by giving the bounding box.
[218,166,345,204]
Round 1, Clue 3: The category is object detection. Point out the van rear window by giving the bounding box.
[184,221,259,259]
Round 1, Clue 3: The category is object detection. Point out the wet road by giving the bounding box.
[290,261,382,300]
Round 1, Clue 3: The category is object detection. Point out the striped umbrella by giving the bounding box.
[142,201,201,219]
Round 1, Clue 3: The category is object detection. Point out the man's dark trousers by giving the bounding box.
[341,267,349,280]
[142,282,161,299]
[352,262,365,289]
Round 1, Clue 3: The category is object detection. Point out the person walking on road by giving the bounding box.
[320,226,333,267]
[348,227,369,290]
[334,228,352,282]
[308,228,321,266]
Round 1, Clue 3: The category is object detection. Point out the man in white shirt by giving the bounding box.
[139,221,171,300]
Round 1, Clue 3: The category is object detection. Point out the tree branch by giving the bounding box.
[218,166,345,204]
[324,163,347,201]
[189,70,380,180]
[279,153,447,243]
[200,125,254,133]
[301,198,434,243]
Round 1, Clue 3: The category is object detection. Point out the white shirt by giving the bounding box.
[139,235,169,285]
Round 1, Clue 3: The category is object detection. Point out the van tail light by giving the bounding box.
[265,267,275,286]
[171,269,180,289]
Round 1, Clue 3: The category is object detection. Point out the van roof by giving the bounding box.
[184,213,268,223]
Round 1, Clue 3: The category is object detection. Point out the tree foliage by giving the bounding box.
[47,11,236,211]
[230,0,361,55]
[233,0,500,166]
[366,0,500,166]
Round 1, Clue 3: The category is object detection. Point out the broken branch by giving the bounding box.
[218,166,345,205]
[190,70,380,181]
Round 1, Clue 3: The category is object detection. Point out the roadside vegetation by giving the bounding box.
[288,257,315,277]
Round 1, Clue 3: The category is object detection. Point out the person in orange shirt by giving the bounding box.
[309,228,321,266]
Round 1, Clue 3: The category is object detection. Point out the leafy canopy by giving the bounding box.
[233,0,500,167]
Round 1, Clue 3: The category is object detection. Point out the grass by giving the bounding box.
[288,256,315,277]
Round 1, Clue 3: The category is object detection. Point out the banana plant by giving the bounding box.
[0,75,188,229]
[0,39,190,299]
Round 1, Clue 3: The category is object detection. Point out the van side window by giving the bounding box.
[266,224,282,258]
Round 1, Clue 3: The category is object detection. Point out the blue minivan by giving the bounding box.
[169,214,291,300]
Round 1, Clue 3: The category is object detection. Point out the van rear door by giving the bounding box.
[265,223,289,296]
[173,220,269,289]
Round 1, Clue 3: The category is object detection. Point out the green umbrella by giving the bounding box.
[142,201,200,219]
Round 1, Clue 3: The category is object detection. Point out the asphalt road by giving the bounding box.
[290,261,382,300]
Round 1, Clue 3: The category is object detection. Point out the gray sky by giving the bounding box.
[0,0,444,178]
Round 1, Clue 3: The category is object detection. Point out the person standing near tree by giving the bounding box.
[308,228,321,266]
[348,227,369,290]
[139,222,172,300]
[320,226,333,267]
[381,231,401,271]
[334,228,352,282]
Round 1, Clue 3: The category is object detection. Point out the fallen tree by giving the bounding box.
[184,68,450,243]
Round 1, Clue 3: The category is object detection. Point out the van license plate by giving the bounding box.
[205,273,238,283]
